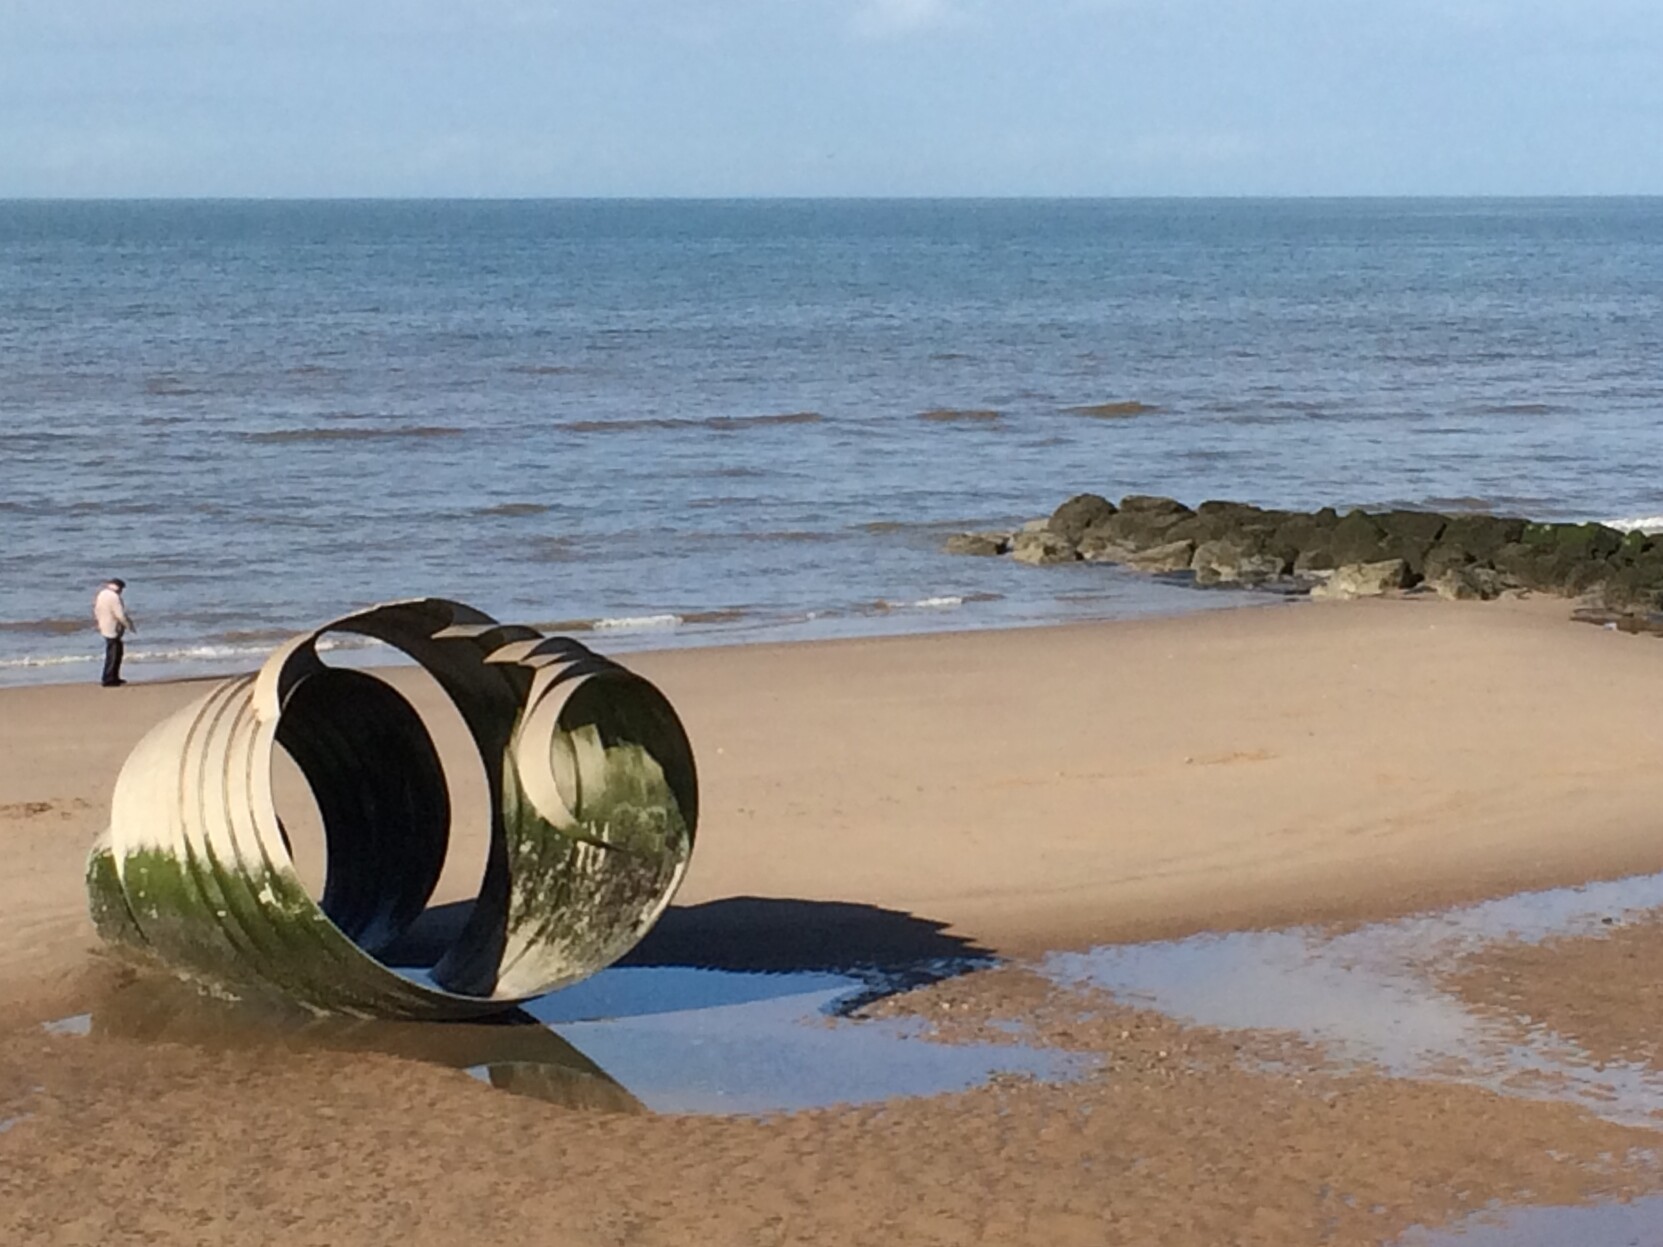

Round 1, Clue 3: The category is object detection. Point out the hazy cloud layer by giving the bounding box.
[3,0,1661,195]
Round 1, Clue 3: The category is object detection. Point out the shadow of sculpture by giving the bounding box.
[385,894,995,1015]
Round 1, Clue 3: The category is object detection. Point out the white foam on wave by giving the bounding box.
[0,633,380,672]
[591,613,683,632]
[0,653,96,669]
[910,596,965,609]
[1604,515,1663,535]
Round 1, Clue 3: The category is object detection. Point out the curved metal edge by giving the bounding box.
[489,640,698,998]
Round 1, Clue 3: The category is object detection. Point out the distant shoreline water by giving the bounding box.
[3,198,1661,685]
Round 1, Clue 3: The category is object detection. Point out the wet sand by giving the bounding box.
[7,596,1663,1243]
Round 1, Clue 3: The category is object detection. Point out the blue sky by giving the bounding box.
[4,0,1661,197]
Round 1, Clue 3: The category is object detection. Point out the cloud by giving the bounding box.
[852,0,961,38]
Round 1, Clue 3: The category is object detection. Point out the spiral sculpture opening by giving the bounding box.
[85,598,697,1019]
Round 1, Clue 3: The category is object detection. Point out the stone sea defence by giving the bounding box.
[946,494,1663,614]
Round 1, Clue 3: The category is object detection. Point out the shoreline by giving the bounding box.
[0,591,1285,694]
[7,593,1663,1011]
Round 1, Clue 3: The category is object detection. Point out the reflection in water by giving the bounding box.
[83,975,644,1114]
[1045,870,1663,1128]
[1394,1195,1663,1246]
[54,960,1076,1117]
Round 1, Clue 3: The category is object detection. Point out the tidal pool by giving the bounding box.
[1395,1194,1663,1246]
[1045,869,1663,1127]
[46,961,1077,1117]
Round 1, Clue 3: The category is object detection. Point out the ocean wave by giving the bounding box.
[527,536,581,563]
[208,628,304,645]
[918,408,1001,423]
[0,653,96,669]
[856,518,1010,536]
[507,364,579,376]
[0,617,86,636]
[566,412,823,434]
[144,375,204,396]
[1413,495,1496,511]
[0,632,383,673]
[1471,402,1560,416]
[526,609,752,635]
[869,592,1003,613]
[478,502,553,517]
[1063,401,1161,418]
[1605,516,1663,535]
[726,529,839,544]
[591,614,684,631]
[242,426,465,445]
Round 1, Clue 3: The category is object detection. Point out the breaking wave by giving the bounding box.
[1605,515,1663,535]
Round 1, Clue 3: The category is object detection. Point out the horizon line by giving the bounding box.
[4,192,1663,204]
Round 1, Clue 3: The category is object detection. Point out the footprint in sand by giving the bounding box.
[1183,749,1279,767]
[0,798,91,821]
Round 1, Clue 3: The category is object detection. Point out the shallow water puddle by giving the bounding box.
[1045,870,1663,1128]
[46,964,1075,1117]
[1394,1194,1663,1245]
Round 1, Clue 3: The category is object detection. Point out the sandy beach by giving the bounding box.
[7,595,1663,1244]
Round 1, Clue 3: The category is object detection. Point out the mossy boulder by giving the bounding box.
[1194,500,1268,527]
[945,532,1010,557]
[1119,494,1192,517]
[1614,529,1653,564]
[1272,510,1340,552]
[1086,503,1194,553]
[1520,521,1622,562]
[1310,560,1409,600]
[1328,511,1389,566]
[1192,534,1294,585]
[1440,515,1526,561]
[1123,538,1197,573]
[1048,493,1117,544]
[1165,511,1244,545]
[1422,541,1476,583]
[1495,542,1611,595]
[1000,493,1652,615]
[1599,565,1663,612]
[1011,529,1079,566]
[1428,566,1504,601]
[1376,510,1447,546]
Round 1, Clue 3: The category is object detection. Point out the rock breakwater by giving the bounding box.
[946,494,1663,615]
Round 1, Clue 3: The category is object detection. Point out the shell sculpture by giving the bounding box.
[85,599,697,1019]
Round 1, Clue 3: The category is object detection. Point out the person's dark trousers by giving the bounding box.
[101,636,124,686]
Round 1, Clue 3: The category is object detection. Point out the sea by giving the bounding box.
[3,198,1662,686]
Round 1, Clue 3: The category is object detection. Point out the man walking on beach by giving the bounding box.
[93,579,134,687]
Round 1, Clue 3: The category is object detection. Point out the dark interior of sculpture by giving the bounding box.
[275,667,451,958]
